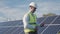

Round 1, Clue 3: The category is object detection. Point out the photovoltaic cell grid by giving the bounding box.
[0,15,60,34]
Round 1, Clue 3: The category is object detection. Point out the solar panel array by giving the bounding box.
[0,15,60,34]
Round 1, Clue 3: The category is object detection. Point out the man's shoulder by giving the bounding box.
[24,12,30,16]
[23,12,30,18]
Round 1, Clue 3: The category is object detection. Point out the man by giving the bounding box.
[23,2,44,34]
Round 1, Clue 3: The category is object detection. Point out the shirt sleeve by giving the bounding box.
[23,14,29,28]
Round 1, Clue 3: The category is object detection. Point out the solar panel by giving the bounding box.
[0,15,60,34]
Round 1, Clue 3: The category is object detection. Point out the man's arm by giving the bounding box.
[23,14,29,28]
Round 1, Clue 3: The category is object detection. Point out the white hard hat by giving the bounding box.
[29,2,37,8]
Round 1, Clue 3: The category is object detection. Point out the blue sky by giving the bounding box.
[0,0,60,22]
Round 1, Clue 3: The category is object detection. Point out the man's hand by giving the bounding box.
[40,23,45,27]
[35,26,38,31]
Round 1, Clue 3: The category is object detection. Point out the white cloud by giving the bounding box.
[0,6,24,21]
[0,17,8,22]
[38,2,60,11]
[38,2,60,13]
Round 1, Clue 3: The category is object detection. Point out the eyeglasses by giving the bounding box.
[30,6,37,9]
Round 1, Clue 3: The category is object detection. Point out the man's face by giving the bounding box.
[30,6,36,13]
